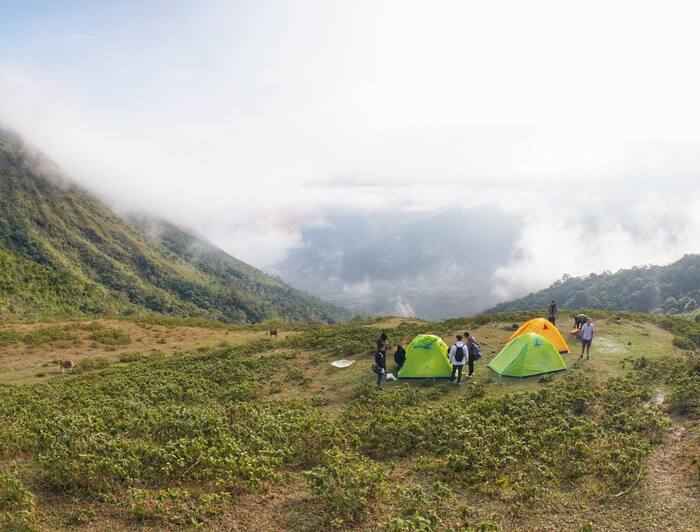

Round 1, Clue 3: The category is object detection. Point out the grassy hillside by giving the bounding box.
[490,254,700,315]
[0,312,697,530]
[0,129,348,323]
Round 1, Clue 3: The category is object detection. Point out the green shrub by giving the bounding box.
[311,393,330,407]
[23,326,79,346]
[128,487,230,526]
[229,401,344,468]
[387,481,454,530]
[0,463,35,530]
[0,329,21,346]
[668,376,700,415]
[306,449,386,528]
[90,328,130,345]
[673,336,695,350]
[75,356,112,372]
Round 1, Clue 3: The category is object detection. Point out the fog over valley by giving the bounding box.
[2,1,699,318]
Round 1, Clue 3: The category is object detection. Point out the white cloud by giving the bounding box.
[1,1,700,282]
[492,191,700,300]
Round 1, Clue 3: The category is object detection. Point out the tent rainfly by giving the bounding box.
[398,334,452,379]
[506,317,570,353]
[488,332,567,378]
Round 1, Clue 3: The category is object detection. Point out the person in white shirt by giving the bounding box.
[449,335,468,384]
[580,318,595,359]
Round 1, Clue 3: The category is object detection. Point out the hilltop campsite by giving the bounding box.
[2,2,700,531]
[0,310,698,530]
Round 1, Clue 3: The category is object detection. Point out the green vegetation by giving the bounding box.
[0,463,35,530]
[89,327,130,345]
[0,313,697,530]
[490,254,700,314]
[306,449,387,528]
[0,129,348,324]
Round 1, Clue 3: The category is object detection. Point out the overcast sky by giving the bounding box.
[1,0,699,299]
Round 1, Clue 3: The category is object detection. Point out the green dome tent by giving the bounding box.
[398,334,452,379]
[487,332,567,378]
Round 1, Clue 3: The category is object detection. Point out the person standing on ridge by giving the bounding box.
[580,318,595,359]
[548,299,558,325]
[449,335,468,384]
[374,346,387,389]
[464,331,481,379]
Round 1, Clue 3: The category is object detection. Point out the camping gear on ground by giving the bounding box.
[398,334,452,379]
[488,332,568,378]
[506,317,570,353]
[331,359,355,368]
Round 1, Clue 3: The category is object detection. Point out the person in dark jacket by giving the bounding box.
[376,332,389,352]
[393,344,406,375]
[464,331,481,378]
[547,300,558,325]
[573,313,588,329]
[374,347,387,389]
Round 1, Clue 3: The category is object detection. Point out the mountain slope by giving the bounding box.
[0,129,348,322]
[488,254,700,314]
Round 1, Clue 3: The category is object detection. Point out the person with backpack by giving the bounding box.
[374,346,387,389]
[393,344,406,375]
[464,331,481,379]
[448,335,468,384]
[547,299,558,325]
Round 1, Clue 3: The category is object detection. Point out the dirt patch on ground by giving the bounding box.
[0,320,289,384]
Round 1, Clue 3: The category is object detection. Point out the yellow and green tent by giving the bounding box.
[488,332,567,378]
[398,334,452,379]
[506,317,570,353]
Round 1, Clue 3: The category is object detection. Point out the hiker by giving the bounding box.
[547,299,558,325]
[580,318,594,359]
[374,346,387,389]
[573,313,588,329]
[393,344,406,375]
[377,332,389,352]
[464,331,481,378]
[449,335,468,384]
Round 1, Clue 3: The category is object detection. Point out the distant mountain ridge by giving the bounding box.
[0,128,348,322]
[488,254,700,315]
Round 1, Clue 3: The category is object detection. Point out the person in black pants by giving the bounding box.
[374,347,387,389]
[448,335,468,384]
[464,331,481,379]
[393,344,406,375]
[547,299,558,325]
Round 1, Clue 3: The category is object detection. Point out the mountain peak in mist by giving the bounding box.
[0,130,347,323]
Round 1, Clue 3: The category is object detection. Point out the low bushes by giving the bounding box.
[668,376,700,415]
[0,463,35,530]
[0,324,696,529]
[90,327,130,345]
[306,449,386,528]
